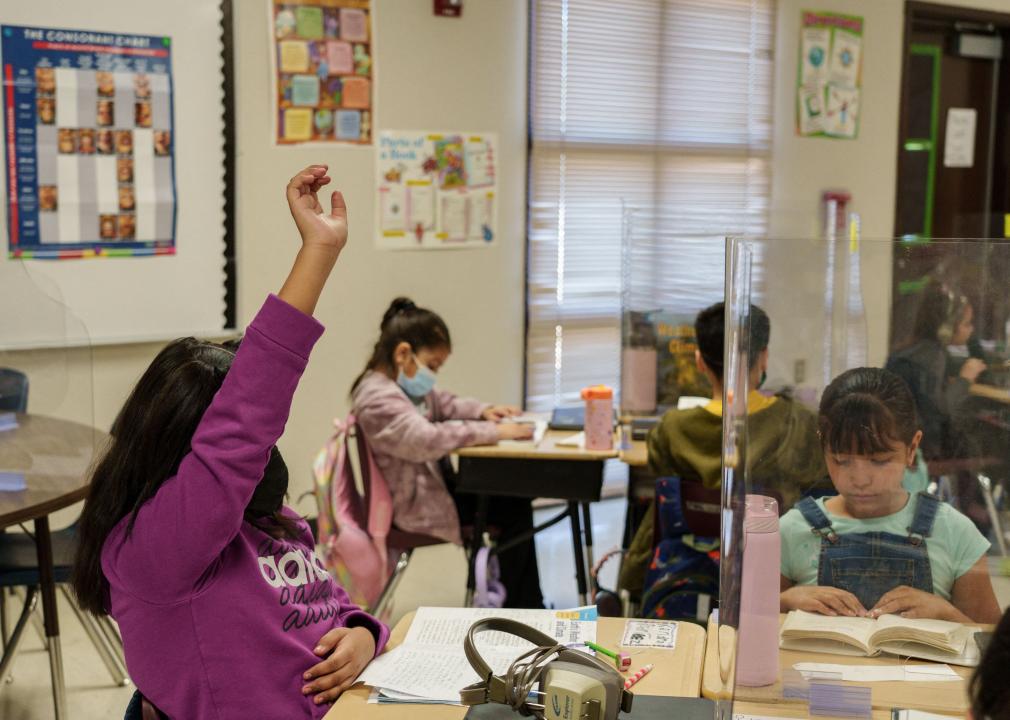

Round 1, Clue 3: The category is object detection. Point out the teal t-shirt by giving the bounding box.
[780,494,989,600]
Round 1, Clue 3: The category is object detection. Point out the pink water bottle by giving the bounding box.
[736,494,780,687]
[581,385,613,451]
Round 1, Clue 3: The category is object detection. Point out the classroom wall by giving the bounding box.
[8,0,528,525]
[234,0,529,512]
[764,0,1010,392]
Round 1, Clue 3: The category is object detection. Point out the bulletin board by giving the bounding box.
[796,10,864,140]
[0,0,234,347]
[270,0,372,145]
[376,130,497,250]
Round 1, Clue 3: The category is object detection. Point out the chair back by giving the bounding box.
[0,368,28,413]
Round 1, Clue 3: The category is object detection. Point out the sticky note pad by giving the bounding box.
[340,8,368,42]
[1004,213,1010,238]
[341,76,370,109]
[283,108,313,141]
[295,6,324,39]
[279,40,310,73]
[327,41,353,74]
[0,472,26,492]
[291,75,320,106]
[336,110,361,140]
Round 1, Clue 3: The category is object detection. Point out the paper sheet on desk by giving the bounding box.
[793,662,961,682]
[358,606,597,704]
[556,431,585,449]
[497,417,547,446]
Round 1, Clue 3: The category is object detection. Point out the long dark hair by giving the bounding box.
[971,606,1010,720]
[72,337,296,616]
[350,297,451,393]
[818,367,919,456]
[910,281,968,345]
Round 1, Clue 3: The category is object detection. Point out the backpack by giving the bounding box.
[313,414,393,608]
[639,476,720,624]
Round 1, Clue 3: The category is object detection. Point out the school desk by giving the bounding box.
[455,431,618,605]
[701,613,981,715]
[328,611,706,718]
[0,414,106,720]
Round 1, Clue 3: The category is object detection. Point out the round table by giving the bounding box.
[0,413,107,719]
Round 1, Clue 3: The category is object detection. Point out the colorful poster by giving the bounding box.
[796,11,863,140]
[272,0,372,145]
[376,131,497,250]
[2,24,176,259]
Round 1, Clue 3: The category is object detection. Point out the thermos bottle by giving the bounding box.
[736,494,780,687]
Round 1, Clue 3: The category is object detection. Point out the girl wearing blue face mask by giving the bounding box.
[350,297,545,608]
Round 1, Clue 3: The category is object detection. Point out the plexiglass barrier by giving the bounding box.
[717,236,1009,717]
[0,261,98,526]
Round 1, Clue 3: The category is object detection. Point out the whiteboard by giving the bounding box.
[0,0,228,347]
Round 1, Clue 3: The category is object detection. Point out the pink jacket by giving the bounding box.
[351,371,499,544]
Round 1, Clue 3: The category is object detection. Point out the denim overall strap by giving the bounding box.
[796,497,838,542]
[907,492,941,545]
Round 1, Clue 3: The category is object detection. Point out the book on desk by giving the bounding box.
[780,610,981,667]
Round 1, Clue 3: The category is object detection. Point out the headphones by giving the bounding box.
[459,618,634,720]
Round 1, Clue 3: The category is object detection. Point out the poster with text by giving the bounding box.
[376,131,497,250]
[796,11,863,140]
[2,24,176,259]
[272,0,372,145]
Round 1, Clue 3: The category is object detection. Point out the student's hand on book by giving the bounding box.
[286,164,348,258]
[780,585,867,617]
[302,626,376,705]
[482,405,521,421]
[869,586,966,622]
[497,422,535,441]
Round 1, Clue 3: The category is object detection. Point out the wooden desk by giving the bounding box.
[329,612,707,718]
[701,615,976,715]
[455,431,619,605]
[619,440,648,468]
[0,414,106,720]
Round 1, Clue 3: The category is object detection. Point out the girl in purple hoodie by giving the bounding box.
[72,164,388,719]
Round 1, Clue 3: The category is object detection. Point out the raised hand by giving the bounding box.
[286,164,348,256]
[278,164,348,316]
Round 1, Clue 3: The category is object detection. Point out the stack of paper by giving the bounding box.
[358,606,598,705]
[0,413,18,432]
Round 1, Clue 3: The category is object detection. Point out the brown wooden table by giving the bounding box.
[0,413,105,720]
[329,611,706,718]
[701,614,984,715]
[455,430,618,606]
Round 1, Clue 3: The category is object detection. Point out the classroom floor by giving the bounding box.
[2,496,1008,719]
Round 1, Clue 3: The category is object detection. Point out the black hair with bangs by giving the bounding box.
[818,367,920,455]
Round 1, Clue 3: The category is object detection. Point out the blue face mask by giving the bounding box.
[397,355,437,397]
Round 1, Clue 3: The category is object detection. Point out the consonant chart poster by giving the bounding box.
[2,24,177,259]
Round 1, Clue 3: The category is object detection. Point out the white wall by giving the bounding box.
[765,0,1010,391]
[234,0,529,512]
[7,0,528,524]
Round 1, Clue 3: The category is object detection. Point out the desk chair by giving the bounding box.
[0,368,28,413]
[0,524,130,687]
[927,456,1008,556]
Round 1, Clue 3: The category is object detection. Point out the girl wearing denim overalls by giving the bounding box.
[779,367,1001,624]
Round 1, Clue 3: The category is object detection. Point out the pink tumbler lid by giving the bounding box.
[743,494,779,533]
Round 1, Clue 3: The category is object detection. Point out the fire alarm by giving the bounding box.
[434,0,462,18]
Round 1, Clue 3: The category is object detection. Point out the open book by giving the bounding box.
[780,610,980,667]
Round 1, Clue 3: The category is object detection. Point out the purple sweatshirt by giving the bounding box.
[101,295,389,719]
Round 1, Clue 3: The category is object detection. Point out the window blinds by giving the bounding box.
[527,0,774,410]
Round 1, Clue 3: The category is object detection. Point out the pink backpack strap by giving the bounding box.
[346,414,393,563]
